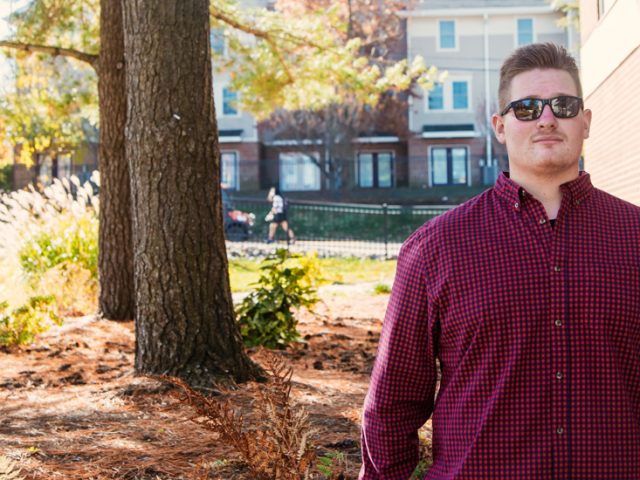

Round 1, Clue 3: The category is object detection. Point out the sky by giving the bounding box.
[0,0,29,92]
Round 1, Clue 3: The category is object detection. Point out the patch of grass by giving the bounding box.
[229,256,396,292]
[373,283,391,295]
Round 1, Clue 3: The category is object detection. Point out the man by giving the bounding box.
[360,43,640,479]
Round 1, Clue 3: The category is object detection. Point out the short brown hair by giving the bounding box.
[498,43,582,111]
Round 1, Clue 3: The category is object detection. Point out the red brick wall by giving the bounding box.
[408,136,485,188]
[220,142,260,191]
[583,46,640,206]
[354,142,409,187]
[12,163,33,190]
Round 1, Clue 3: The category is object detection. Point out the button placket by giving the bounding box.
[549,219,569,474]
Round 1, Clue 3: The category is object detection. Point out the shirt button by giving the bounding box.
[539,218,547,225]
[554,266,562,272]
[514,202,520,209]
[557,427,564,435]
[555,319,563,327]
[556,371,563,380]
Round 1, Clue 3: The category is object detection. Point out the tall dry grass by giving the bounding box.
[0,172,99,314]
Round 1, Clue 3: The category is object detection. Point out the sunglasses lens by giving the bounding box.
[551,96,581,118]
[512,99,541,121]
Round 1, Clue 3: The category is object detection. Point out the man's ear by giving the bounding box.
[492,113,506,144]
[582,108,592,139]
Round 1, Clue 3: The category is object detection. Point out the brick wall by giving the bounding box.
[408,136,486,188]
[220,141,260,191]
[583,46,640,206]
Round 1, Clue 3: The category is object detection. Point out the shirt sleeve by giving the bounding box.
[360,226,439,479]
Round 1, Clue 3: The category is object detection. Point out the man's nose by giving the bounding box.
[536,103,557,128]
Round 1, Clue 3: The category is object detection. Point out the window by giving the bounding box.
[222,87,239,116]
[426,78,471,111]
[220,151,238,190]
[517,18,534,46]
[428,83,444,110]
[439,20,456,50]
[37,154,53,186]
[452,81,468,110]
[430,147,468,186]
[210,28,225,56]
[57,154,72,179]
[357,152,393,188]
[279,152,321,191]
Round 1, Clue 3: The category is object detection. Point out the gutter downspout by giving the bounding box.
[483,12,493,184]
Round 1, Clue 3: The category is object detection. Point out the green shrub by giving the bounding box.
[18,212,98,285]
[236,249,319,349]
[373,283,391,294]
[0,164,11,192]
[0,295,62,347]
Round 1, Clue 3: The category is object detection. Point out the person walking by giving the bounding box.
[360,43,640,479]
[266,186,295,244]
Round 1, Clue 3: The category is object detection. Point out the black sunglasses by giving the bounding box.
[501,95,584,121]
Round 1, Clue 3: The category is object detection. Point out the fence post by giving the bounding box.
[383,203,389,259]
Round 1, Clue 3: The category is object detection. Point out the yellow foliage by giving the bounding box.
[38,261,97,316]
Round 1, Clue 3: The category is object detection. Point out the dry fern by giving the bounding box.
[0,456,24,480]
[158,353,316,480]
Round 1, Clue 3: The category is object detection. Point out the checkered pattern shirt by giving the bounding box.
[360,172,640,479]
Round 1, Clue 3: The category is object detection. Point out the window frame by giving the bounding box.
[278,152,321,192]
[515,18,535,47]
[221,86,240,117]
[356,151,395,189]
[437,19,458,51]
[425,76,472,112]
[220,150,239,190]
[429,146,470,187]
[210,28,226,56]
[427,82,444,111]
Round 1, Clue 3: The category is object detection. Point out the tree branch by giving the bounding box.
[0,40,99,72]
[210,9,295,84]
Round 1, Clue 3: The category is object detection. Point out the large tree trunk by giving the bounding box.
[122,0,260,385]
[98,0,135,320]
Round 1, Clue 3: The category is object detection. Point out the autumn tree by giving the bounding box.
[122,0,260,384]
[0,0,134,320]
[259,0,432,191]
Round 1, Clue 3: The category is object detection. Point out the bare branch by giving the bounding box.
[0,40,99,72]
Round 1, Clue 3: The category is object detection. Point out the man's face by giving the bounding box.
[492,68,591,180]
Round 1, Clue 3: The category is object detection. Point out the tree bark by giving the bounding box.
[123,0,261,385]
[97,0,135,320]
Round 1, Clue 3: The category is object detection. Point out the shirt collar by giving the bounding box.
[494,171,593,211]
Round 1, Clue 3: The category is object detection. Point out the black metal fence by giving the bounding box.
[226,197,452,258]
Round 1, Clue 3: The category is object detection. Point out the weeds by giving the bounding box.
[161,354,318,480]
[0,295,61,347]
[372,283,391,295]
[236,249,319,349]
[316,451,347,479]
[0,455,24,480]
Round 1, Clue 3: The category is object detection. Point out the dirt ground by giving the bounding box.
[0,284,395,479]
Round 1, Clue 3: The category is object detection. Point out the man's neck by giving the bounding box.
[509,168,579,220]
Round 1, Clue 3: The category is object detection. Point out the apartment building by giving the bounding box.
[405,0,570,190]
[580,0,640,205]
[211,0,266,192]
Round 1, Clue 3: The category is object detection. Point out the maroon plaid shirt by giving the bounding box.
[361,172,640,479]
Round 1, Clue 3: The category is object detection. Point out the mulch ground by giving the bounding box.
[0,285,396,479]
